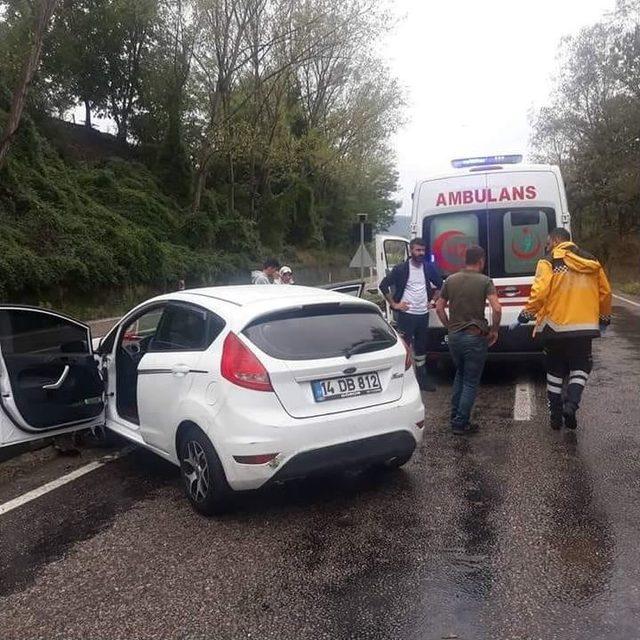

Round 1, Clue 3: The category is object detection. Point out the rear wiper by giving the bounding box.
[343,340,393,359]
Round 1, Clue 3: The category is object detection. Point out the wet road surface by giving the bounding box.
[0,299,639,639]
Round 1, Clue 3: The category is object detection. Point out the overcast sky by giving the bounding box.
[385,0,616,215]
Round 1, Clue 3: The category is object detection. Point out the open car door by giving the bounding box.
[0,306,104,447]
[320,280,366,298]
[375,234,410,317]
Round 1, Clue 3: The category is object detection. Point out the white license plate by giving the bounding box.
[311,372,382,402]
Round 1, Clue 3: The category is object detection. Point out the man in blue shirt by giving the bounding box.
[379,238,443,391]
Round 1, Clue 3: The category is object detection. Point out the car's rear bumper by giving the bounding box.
[264,431,416,485]
[210,379,425,491]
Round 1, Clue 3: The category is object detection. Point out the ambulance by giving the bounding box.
[376,155,571,356]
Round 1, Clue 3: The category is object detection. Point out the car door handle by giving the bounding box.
[43,365,70,390]
[171,364,190,376]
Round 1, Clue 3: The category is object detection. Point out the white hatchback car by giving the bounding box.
[0,286,425,514]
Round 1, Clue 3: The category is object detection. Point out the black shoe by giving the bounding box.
[420,379,437,392]
[563,406,578,430]
[451,422,478,435]
[415,367,436,392]
[550,415,563,431]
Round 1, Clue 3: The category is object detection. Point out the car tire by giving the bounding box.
[178,425,233,516]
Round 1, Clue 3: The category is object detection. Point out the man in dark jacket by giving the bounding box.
[379,237,443,391]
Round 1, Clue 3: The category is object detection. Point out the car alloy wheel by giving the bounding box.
[178,425,233,516]
[182,440,211,503]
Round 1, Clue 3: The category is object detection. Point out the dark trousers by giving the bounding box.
[545,337,593,418]
[396,311,430,385]
[448,331,488,427]
[396,311,428,361]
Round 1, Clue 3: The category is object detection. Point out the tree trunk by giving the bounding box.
[84,99,92,129]
[229,151,235,214]
[0,0,59,169]
[192,162,208,213]
[116,122,128,143]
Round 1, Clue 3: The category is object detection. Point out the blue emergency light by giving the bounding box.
[451,155,523,169]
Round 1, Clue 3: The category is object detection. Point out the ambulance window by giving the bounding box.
[427,213,481,275]
[383,239,408,274]
[502,209,550,275]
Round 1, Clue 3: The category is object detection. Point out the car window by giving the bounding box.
[321,282,365,297]
[121,307,164,354]
[335,286,363,297]
[0,310,89,355]
[150,304,225,352]
[243,305,397,360]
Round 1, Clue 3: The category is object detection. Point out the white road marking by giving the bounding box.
[613,293,640,309]
[0,448,131,518]
[513,379,533,421]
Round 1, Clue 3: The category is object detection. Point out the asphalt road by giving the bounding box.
[0,297,639,640]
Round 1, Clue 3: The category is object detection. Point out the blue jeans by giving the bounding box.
[448,331,488,428]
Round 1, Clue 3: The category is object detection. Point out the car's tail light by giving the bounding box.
[221,333,273,392]
[402,339,412,371]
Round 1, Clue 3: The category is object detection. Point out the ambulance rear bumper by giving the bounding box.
[426,325,543,356]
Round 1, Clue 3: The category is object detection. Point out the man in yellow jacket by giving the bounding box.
[511,228,612,430]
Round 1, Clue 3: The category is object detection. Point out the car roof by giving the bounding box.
[173,284,357,306]
[148,285,378,327]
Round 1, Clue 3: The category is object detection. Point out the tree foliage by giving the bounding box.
[0,0,403,301]
[531,0,640,262]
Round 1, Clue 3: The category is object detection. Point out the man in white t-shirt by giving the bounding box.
[379,238,443,391]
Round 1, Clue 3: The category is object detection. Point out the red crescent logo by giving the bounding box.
[433,230,468,272]
[511,232,542,260]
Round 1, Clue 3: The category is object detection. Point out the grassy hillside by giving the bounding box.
[0,114,253,316]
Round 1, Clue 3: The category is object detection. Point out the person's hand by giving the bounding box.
[393,301,410,312]
[487,329,499,347]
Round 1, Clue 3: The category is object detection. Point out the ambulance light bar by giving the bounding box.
[451,155,523,169]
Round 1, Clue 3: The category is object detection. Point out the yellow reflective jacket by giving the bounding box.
[522,242,612,339]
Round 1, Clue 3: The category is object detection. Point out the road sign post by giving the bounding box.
[358,213,367,280]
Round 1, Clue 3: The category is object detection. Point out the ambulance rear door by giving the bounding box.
[375,235,409,319]
[484,169,563,319]
[415,172,489,331]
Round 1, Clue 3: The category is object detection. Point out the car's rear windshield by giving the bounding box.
[243,304,397,361]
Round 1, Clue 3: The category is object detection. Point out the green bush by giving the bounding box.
[619,281,640,296]
[0,110,257,312]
